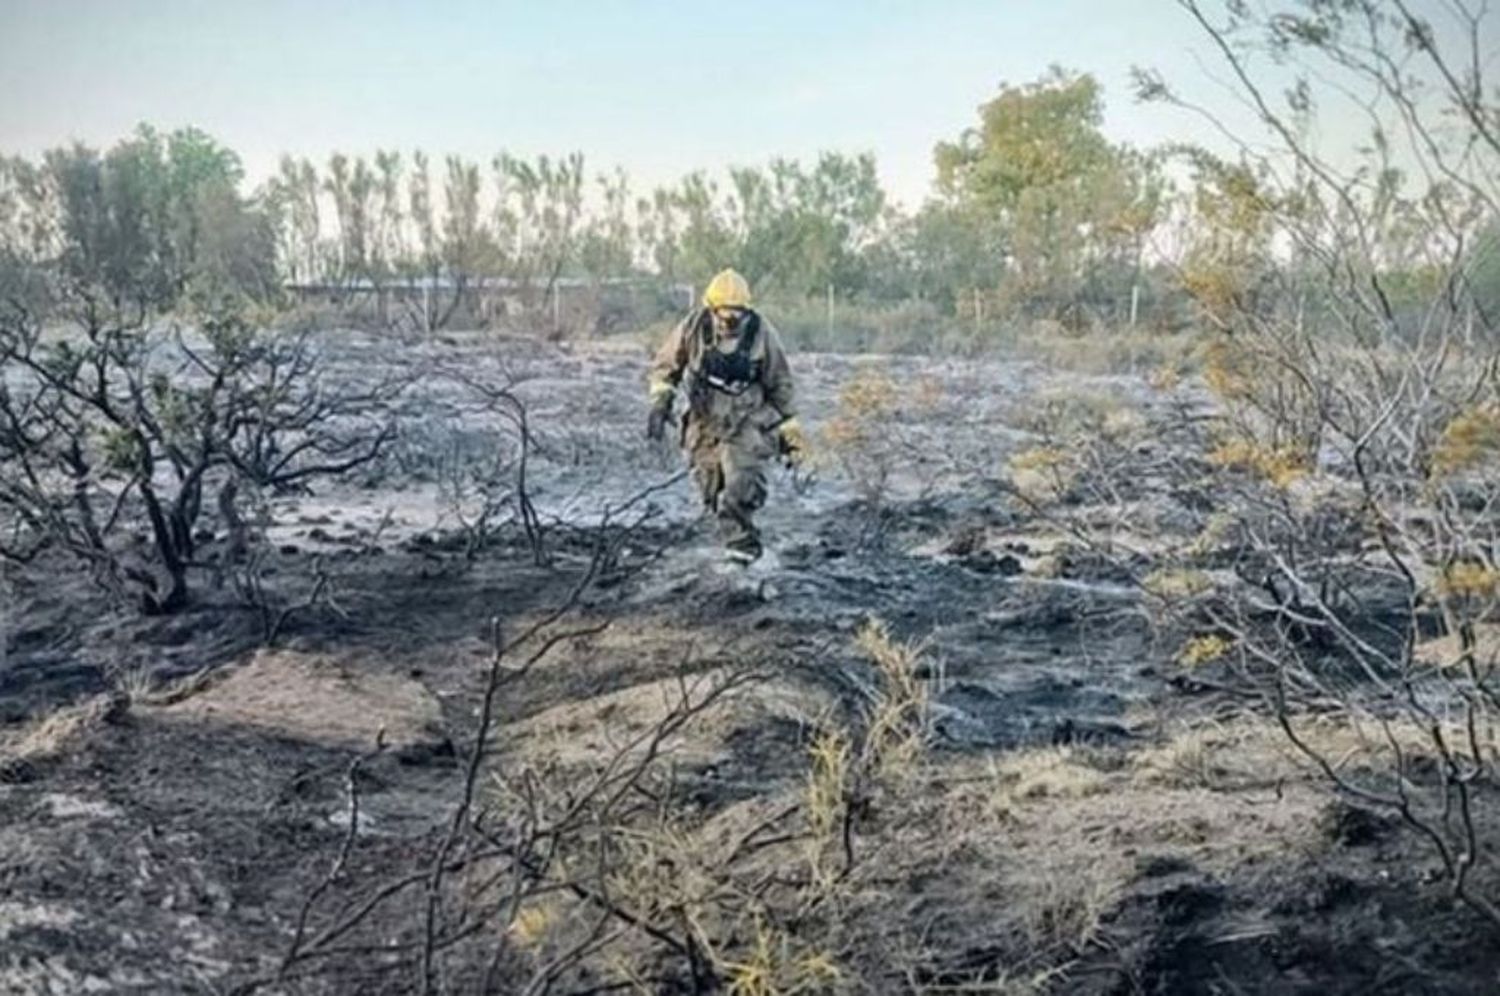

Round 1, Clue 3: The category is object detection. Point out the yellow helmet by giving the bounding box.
[703,268,751,310]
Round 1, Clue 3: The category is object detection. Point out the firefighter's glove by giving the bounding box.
[646,387,674,442]
[777,418,808,467]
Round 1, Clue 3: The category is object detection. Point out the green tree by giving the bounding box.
[1472,223,1500,327]
[870,201,1001,307]
[323,153,383,287]
[25,125,273,310]
[407,150,439,280]
[935,68,1162,323]
[643,153,886,300]
[579,167,635,283]
[492,152,586,324]
[434,155,492,328]
[267,156,323,284]
[373,150,405,277]
[675,172,734,286]
[734,153,886,297]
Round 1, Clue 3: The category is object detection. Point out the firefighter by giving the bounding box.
[647,268,806,563]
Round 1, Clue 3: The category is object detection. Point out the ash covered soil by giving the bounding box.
[2,331,1497,994]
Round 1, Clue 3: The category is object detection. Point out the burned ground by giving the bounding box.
[2,332,1497,994]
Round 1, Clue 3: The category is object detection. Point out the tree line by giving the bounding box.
[261,69,1175,329]
[2,66,1496,339]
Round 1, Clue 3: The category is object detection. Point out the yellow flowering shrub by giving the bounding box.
[1431,405,1500,476]
[1179,634,1232,667]
[1207,437,1310,488]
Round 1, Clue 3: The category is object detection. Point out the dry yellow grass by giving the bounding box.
[1436,561,1500,600]
[1184,511,1238,558]
[1012,849,1130,953]
[162,648,443,751]
[507,904,554,948]
[502,669,832,772]
[1142,568,1215,600]
[1007,446,1077,504]
[1149,362,1183,392]
[1414,623,1500,670]
[868,722,1334,962]
[721,919,843,996]
[803,738,847,829]
[483,691,1419,990]
[1128,711,1498,794]
[853,617,929,779]
[991,747,1110,816]
[1128,721,1280,791]
[0,693,127,774]
[1013,329,1205,375]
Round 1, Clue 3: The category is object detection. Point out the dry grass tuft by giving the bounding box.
[1149,362,1183,392]
[110,663,219,708]
[1129,722,1269,790]
[803,728,852,886]
[1184,511,1238,557]
[853,617,930,779]
[993,747,1110,814]
[722,919,843,996]
[1007,446,1078,504]
[0,693,127,777]
[1014,852,1130,953]
[506,904,554,948]
[1142,568,1216,600]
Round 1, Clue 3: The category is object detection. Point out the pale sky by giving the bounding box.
[0,1,1467,207]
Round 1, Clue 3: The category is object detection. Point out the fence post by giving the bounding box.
[1130,283,1140,329]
